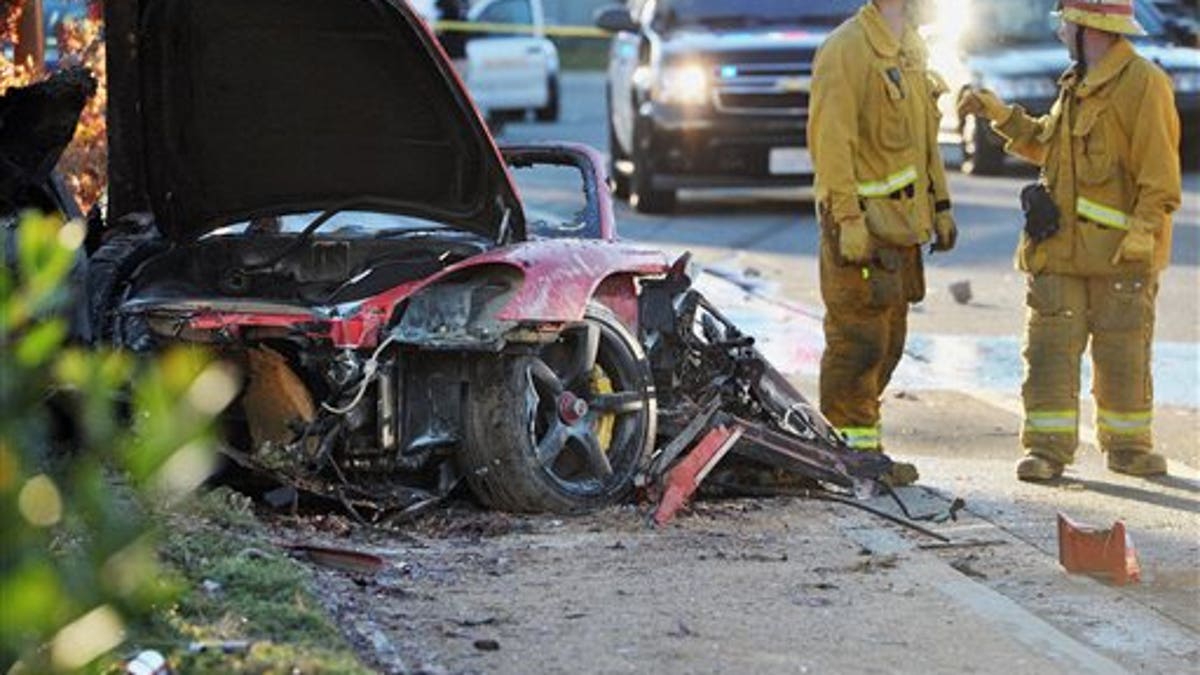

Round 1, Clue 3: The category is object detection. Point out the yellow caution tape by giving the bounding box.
[434,20,611,39]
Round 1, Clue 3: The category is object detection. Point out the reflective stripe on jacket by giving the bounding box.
[808,3,950,245]
[993,39,1181,276]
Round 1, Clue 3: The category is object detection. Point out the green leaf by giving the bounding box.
[16,320,68,367]
[0,561,69,639]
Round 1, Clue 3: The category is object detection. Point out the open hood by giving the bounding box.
[106,0,523,242]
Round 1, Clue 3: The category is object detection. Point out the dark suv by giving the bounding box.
[596,0,860,213]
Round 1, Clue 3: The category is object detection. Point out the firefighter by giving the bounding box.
[958,0,1181,480]
[808,0,955,486]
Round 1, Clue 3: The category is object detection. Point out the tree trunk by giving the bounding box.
[14,0,45,73]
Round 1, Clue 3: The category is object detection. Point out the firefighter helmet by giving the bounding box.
[1054,0,1147,36]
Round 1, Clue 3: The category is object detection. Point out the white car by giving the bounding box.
[465,0,561,122]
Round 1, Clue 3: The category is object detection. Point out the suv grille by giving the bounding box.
[712,61,811,116]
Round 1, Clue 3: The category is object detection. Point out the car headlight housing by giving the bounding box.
[985,75,1060,102]
[656,63,709,105]
[395,266,523,347]
[1172,70,1200,94]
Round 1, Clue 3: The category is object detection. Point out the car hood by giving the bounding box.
[661,26,830,59]
[106,0,522,243]
[967,40,1199,80]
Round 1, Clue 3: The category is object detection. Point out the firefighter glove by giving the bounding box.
[1110,225,1155,265]
[837,216,871,264]
[956,87,1010,123]
[931,211,957,252]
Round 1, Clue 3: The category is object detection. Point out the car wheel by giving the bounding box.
[535,74,560,123]
[460,303,657,513]
[961,114,1004,176]
[631,127,676,214]
[87,230,163,348]
[607,113,631,200]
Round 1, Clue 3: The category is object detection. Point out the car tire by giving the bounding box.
[961,114,1004,176]
[535,74,560,123]
[608,113,632,200]
[87,229,164,348]
[460,303,657,513]
[631,127,676,214]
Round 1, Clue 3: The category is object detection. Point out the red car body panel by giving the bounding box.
[171,240,670,349]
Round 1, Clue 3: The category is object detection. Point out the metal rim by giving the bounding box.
[521,320,651,497]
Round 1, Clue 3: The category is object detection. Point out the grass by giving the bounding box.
[118,489,371,674]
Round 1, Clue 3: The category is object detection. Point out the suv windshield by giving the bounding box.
[659,0,862,28]
[966,0,1165,47]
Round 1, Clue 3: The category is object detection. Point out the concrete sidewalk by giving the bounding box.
[875,387,1200,673]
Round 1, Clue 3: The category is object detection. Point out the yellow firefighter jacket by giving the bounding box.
[994,38,1181,276]
[809,3,950,246]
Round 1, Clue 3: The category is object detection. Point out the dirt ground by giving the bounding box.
[262,385,1198,674]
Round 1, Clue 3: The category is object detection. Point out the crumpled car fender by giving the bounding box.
[357,239,669,348]
[479,239,670,323]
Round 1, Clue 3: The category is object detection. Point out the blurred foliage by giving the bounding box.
[0,211,237,672]
[2,2,107,213]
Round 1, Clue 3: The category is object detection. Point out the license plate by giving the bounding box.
[769,147,812,175]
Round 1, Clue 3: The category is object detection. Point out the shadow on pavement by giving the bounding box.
[1145,474,1200,495]
[1063,478,1200,514]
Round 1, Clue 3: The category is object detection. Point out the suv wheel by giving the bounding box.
[535,74,560,122]
[631,128,676,214]
[962,114,1004,176]
[607,117,631,200]
[460,303,657,513]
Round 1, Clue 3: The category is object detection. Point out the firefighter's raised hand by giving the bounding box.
[931,211,957,253]
[837,216,871,265]
[956,87,1009,122]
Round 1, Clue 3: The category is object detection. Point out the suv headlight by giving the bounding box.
[656,63,709,105]
[986,75,1059,101]
[1173,70,1200,94]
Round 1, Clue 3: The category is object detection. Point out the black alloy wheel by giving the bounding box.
[461,304,657,513]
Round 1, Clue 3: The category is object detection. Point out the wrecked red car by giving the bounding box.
[91,0,895,518]
[92,0,674,513]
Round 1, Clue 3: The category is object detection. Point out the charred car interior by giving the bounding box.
[71,0,911,522]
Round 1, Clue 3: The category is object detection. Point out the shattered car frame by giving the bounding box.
[92,0,895,517]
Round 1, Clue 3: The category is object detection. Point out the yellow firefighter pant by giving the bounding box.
[1021,274,1158,464]
[818,231,924,450]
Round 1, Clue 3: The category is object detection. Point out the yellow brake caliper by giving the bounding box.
[590,365,615,453]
